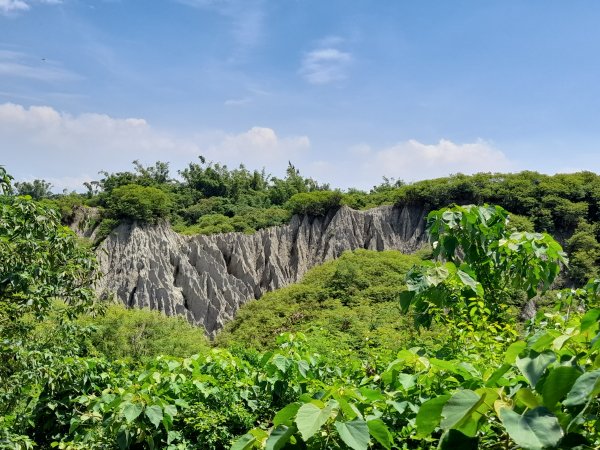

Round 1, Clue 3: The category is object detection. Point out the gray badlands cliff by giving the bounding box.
[96,205,427,335]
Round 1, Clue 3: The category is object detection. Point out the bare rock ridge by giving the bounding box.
[96,204,428,335]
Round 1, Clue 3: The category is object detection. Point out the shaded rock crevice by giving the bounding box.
[96,205,427,335]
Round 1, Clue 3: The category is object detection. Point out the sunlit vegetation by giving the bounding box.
[21,159,600,284]
[216,250,441,362]
[2,164,599,449]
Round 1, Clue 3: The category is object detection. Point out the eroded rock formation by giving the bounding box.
[96,205,427,334]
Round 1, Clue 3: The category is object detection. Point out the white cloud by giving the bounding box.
[208,127,309,166]
[0,103,514,192]
[373,139,511,175]
[300,47,352,85]
[308,139,514,189]
[0,0,29,14]
[0,0,60,16]
[344,139,513,188]
[0,103,311,190]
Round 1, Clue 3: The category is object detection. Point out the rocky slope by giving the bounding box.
[96,205,428,335]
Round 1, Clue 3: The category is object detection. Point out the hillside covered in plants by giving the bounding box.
[2,165,599,449]
[21,159,600,286]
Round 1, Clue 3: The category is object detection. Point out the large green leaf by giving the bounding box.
[415,395,450,437]
[116,429,131,450]
[514,388,541,409]
[516,350,556,387]
[499,407,563,450]
[541,366,581,409]
[399,290,414,313]
[454,388,499,437]
[485,363,511,387]
[231,433,256,450]
[295,401,336,441]
[580,308,600,332]
[266,425,296,450]
[563,369,600,406]
[440,390,482,430]
[273,402,301,426]
[272,354,292,373]
[456,269,484,297]
[504,341,527,364]
[438,429,478,450]
[425,264,450,286]
[367,419,392,450]
[334,419,370,450]
[397,373,416,390]
[122,402,143,423]
[145,405,163,428]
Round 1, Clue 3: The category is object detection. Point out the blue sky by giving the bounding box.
[2,0,600,191]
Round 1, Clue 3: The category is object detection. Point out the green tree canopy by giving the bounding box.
[106,184,172,222]
[14,179,53,199]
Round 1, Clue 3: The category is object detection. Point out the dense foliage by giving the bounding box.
[1,163,598,449]
[106,184,173,223]
[92,159,329,237]
[217,249,441,361]
[401,205,565,327]
[76,304,210,362]
[286,191,343,216]
[19,160,600,283]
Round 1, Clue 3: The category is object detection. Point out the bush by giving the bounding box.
[181,197,230,222]
[215,250,428,360]
[94,218,120,243]
[285,190,343,216]
[506,213,535,232]
[39,193,85,223]
[78,304,210,362]
[567,220,600,284]
[106,184,172,222]
[175,214,236,235]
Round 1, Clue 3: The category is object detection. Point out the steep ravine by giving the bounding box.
[96,205,428,335]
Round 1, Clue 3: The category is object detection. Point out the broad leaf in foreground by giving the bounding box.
[295,401,336,441]
[499,407,563,450]
[334,419,370,450]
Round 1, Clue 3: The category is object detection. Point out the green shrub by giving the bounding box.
[106,184,172,222]
[285,190,343,216]
[181,197,230,222]
[39,193,85,223]
[78,304,210,362]
[175,214,236,235]
[506,213,535,232]
[567,220,600,284]
[94,217,120,243]
[232,206,290,231]
[215,250,428,360]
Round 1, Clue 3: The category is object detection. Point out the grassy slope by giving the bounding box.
[215,249,445,361]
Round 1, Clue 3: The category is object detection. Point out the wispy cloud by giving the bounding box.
[0,49,80,81]
[224,97,252,106]
[300,38,353,85]
[223,85,269,107]
[0,0,61,16]
[176,0,265,55]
